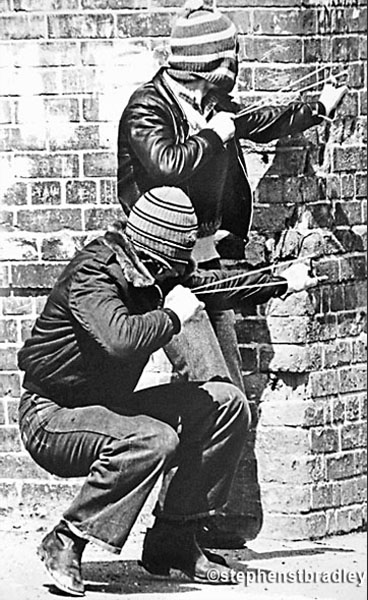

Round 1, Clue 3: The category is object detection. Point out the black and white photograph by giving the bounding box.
[0,0,366,598]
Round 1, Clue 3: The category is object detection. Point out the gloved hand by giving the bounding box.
[319,83,348,117]
[281,262,327,294]
[163,284,205,325]
[207,111,235,143]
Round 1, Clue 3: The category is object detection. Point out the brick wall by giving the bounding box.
[0,0,366,539]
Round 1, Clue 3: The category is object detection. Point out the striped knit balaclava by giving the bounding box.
[167,0,238,93]
[126,187,198,267]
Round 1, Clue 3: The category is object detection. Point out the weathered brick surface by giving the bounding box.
[0,0,366,542]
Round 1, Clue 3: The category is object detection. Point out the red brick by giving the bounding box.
[84,207,124,230]
[0,320,18,343]
[0,348,17,370]
[43,98,79,122]
[332,36,359,63]
[339,366,367,394]
[0,15,46,39]
[100,179,117,204]
[6,399,20,425]
[304,37,331,63]
[326,453,356,480]
[17,208,82,232]
[331,398,345,425]
[14,0,78,10]
[303,401,325,427]
[323,340,352,368]
[83,152,116,177]
[0,401,5,425]
[311,484,336,510]
[41,234,80,261]
[243,36,302,63]
[236,317,269,344]
[2,297,33,316]
[2,182,27,206]
[309,370,339,398]
[0,374,21,397]
[341,422,367,451]
[48,14,114,39]
[355,449,367,475]
[333,146,367,171]
[49,124,99,151]
[0,427,22,451]
[66,180,97,204]
[310,428,339,454]
[0,266,10,288]
[117,12,173,37]
[31,181,61,205]
[60,68,99,94]
[14,154,79,178]
[0,236,38,261]
[11,264,64,289]
[0,210,14,228]
[21,319,35,343]
[346,395,361,421]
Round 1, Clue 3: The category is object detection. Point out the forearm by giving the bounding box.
[235,101,325,143]
[186,268,288,310]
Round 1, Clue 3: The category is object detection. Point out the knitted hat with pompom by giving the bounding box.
[167,0,238,93]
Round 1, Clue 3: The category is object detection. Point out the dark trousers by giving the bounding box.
[19,381,250,553]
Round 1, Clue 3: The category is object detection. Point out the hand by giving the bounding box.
[281,262,327,294]
[319,83,348,117]
[207,111,235,143]
[163,284,205,325]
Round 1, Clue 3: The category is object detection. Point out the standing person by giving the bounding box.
[17,187,320,596]
[116,0,347,547]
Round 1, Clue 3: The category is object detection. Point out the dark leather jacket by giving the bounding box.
[117,68,324,240]
[18,229,287,409]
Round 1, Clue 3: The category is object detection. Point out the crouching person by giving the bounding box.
[17,187,251,596]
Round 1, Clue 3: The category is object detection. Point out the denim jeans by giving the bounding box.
[19,381,250,553]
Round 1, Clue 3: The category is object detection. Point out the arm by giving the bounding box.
[69,261,180,362]
[233,83,347,144]
[234,101,325,144]
[121,93,224,184]
[185,268,288,310]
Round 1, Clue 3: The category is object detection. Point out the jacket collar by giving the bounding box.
[102,224,155,288]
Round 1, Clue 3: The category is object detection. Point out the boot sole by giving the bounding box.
[37,545,85,597]
[139,559,234,585]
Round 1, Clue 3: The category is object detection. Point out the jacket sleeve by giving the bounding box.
[234,101,326,143]
[121,94,224,183]
[185,268,288,310]
[69,260,179,362]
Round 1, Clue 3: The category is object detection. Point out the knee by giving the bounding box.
[225,384,252,430]
[147,422,180,463]
[203,381,252,430]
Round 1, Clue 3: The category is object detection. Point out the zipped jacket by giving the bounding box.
[18,229,287,409]
[117,68,325,240]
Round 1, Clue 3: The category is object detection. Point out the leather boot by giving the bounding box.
[139,520,234,583]
[37,520,87,596]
